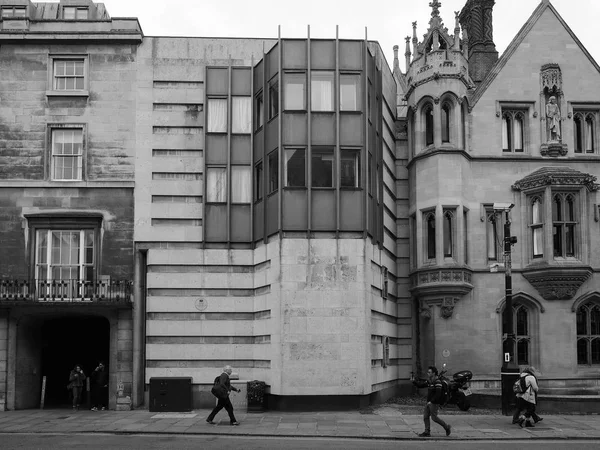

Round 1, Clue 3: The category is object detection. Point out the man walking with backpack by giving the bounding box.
[206,365,241,426]
[413,365,451,437]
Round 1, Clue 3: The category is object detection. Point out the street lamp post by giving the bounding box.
[494,203,519,416]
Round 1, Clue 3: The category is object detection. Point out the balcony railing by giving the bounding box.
[0,279,133,304]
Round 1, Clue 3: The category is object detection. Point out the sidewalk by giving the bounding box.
[0,406,599,440]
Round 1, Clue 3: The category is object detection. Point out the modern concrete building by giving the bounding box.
[1,0,599,412]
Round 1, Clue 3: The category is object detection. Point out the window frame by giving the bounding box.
[576,301,600,366]
[284,148,306,188]
[443,209,455,258]
[62,6,89,20]
[424,211,436,261]
[340,149,361,189]
[254,90,264,131]
[205,166,227,204]
[573,110,598,154]
[441,102,452,144]
[310,71,335,112]
[311,147,334,188]
[502,303,532,366]
[206,97,228,134]
[529,195,544,259]
[230,165,252,204]
[283,71,306,111]
[1,5,27,18]
[254,161,264,202]
[552,192,578,259]
[47,54,89,97]
[501,109,526,153]
[48,124,86,182]
[231,96,252,134]
[267,150,279,194]
[485,207,503,263]
[339,73,361,112]
[268,75,279,121]
[423,103,434,147]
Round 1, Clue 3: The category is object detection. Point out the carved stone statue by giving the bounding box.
[545,96,561,142]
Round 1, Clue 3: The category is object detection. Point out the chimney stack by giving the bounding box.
[459,0,498,85]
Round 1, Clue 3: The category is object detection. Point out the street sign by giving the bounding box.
[504,352,510,362]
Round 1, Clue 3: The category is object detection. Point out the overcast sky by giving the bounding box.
[101,0,597,73]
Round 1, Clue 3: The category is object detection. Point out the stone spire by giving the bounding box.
[459,0,498,85]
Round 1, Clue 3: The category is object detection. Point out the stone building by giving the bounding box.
[1,0,598,412]
[406,0,600,396]
[0,0,142,410]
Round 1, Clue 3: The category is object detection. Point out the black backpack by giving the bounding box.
[513,376,528,394]
[211,376,227,399]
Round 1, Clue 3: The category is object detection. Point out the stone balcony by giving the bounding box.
[405,49,470,96]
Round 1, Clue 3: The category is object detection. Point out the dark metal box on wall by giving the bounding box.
[149,377,193,412]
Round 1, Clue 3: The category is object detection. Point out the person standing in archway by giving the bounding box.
[90,361,108,411]
[67,364,86,411]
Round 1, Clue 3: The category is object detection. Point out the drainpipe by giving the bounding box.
[132,249,147,408]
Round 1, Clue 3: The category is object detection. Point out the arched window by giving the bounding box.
[552,193,577,258]
[502,110,525,152]
[424,104,434,147]
[443,210,453,257]
[441,103,451,143]
[531,197,543,258]
[503,303,531,365]
[426,213,436,260]
[576,302,600,365]
[486,211,501,261]
[574,111,597,154]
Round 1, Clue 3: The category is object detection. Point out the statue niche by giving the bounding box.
[540,64,567,157]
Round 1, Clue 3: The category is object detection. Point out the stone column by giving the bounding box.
[433,101,442,148]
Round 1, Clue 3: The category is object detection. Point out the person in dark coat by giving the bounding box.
[206,365,241,425]
[67,364,86,411]
[90,361,108,411]
[512,366,543,427]
[412,365,451,437]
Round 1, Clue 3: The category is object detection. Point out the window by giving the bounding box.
[502,110,525,152]
[51,128,83,181]
[207,99,227,133]
[552,193,576,258]
[35,229,96,292]
[574,111,597,154]
[382,267,388,299]
[441,103,451,143]
[486,210,503,262]
[340,150,360,188]
[232,97,251,134]
[1,6,26,17]
[63,7,88,19]
[255,92,264,130]
[254,161,263,201]
[425,212,436,260]
[502,304,531,365]
[382,336,390,368]
[463,210,468,265]
[311,71,334,112]
[284,148,305,187]
[268,151,278,194]
[311,148,334,187]
[424,105,434,146]
[284,73,305,110]
[531,197,543,258]
[268,77,279,120]
[206,167,227,203]
[577,302,600,365]
[340,74,360,111]
[53,59,85,91]
[231,166,251,203]
[443,210,454,257]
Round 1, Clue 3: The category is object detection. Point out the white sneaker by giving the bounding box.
[91,407,98,411]
[101,407,106,411]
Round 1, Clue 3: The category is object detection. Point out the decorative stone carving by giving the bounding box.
[541,63,562,93]
[522,265,592,301]
[410,267,473,297]
[545,96,561,142]
[440,297,458,319]
[420,306,432,319]
[540,142,568,157]
[512,166,599,192]
[433,96,440,104]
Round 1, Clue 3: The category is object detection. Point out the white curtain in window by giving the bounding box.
[340,77,358,111]
[311,73,333,111]
[502,117,509,149]
[514,117,523,150]
[208,99,227,133]
[232,97,251,134]
[487,219,496,260]
[231,166,251,203]
[586,118,594,152]
[206,168,227,202]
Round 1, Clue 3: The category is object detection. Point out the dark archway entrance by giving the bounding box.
[41,316,110,408]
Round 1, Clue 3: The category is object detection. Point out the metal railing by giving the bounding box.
[0,279,132,303]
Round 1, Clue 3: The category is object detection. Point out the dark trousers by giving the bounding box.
[207,396,237,423]
[512,397,540,423]
[423,403,449,432]
[92,385,108,408]
[71,386,83,407]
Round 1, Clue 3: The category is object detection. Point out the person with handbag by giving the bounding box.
[206,365,240,426]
